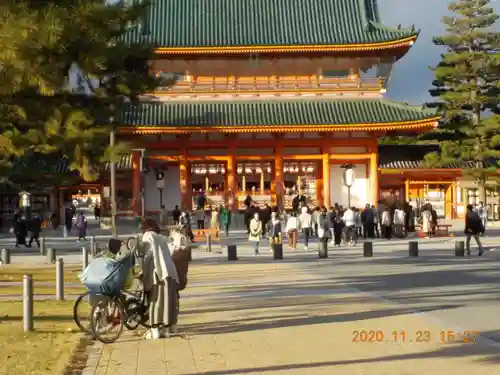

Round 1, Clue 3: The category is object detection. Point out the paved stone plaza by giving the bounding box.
[77,230,500,375]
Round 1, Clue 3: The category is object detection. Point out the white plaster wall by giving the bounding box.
[330,164,368,208]
[144,166,181,210]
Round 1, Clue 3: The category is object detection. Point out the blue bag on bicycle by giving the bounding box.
[79,254,134,295]
[101,255,134,296]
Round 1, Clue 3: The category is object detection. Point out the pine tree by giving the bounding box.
[423,0,500,202]
[0,0,164,181]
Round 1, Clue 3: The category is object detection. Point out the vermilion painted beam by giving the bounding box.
[140,139,373,149]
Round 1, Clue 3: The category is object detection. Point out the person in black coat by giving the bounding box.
[28,214,42,247]
[172,205,181,225]
[465,204,484,256]
[13,216,28,248]
[260,204,272,237]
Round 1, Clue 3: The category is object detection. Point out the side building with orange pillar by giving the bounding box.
[114,0,440,215]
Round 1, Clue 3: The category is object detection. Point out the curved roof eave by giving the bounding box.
[153,35,419,55]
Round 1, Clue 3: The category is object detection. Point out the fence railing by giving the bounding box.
[154,77,383,93]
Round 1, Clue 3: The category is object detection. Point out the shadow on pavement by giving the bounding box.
[178,335,500,374]
[181,303,462,336]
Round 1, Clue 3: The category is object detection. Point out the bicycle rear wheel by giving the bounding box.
[73,292,93,335]
[90,297,125,344]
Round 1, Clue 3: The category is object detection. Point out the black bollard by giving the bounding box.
[408,241,419,257]
[1,248,10,264]
[455,240,465,257]
[46,248,56,264]
[363,242,373,257]
[227,245,238,261]
[272,243,283,260]
[188,247,192,262]
[318,241,328,259]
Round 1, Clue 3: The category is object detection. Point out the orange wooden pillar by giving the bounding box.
[179,147,191,211]
[274,144,284,209]
[445,183,453,219]
[322,151,330,208]
[370,151,379,206]
[226,153,237,211]
[131,150,142,215]
[405,179,410,202]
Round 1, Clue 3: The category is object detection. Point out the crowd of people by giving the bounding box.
[159,192,491,257]
[11,204,90,247]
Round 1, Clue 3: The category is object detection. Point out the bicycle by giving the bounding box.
[89,285,150,343]
[74,236,144,337]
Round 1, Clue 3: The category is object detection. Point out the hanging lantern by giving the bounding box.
[209,167,216,174]
[221,167,226,174]
[245,167,252,174]
[256,167,262,173]
[342,164,356,188]
[307,166,314,173]
[237,166,243,174]
[267,166,271,173]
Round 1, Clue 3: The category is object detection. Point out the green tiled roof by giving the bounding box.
[119,99,437,128]
[123,0,417,49]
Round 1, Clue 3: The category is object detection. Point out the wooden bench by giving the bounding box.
[415,224,453,237]
[192,228,219,242]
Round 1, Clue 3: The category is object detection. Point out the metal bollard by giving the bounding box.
[227,245,238,261]
[363,242,373,257]
[318,241,328,259]
[272,243,283,260]
[23,275,34,332]
[56,258,64,301]
[409,241,419,257]
[455,240,465,257]
[188,247,192,262]
[1,248,10,264]
[39,237,46,256]
[206,233,212,252]
[82,246,89,270]
[46,248,56,264]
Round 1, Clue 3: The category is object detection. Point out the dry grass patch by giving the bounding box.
[0,265,81,283]
[0,285,85,297]
[0,300,82,375]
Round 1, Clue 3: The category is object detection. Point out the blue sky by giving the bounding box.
[379,0,500,104]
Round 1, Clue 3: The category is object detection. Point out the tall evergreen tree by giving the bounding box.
[423,0,500,201]
[0,0,163,181]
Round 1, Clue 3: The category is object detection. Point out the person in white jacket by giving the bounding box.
[299,206,312,250]
[475,201,488,235]
[285,212,299,250]
[343,207,357,245]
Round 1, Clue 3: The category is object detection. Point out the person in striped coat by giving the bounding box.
[140,219,179,340]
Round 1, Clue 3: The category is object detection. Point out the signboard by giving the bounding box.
[103,187,110,198]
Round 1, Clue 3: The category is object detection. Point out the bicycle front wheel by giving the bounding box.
[90,297,125,344]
